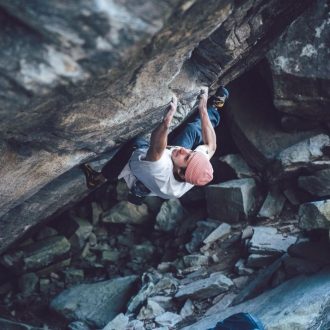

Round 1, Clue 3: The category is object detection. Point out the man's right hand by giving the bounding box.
[198,89,208,112]
[163,95,177,127]
[146,94,178,162]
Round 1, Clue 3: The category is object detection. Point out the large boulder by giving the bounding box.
[183,269,330,330]
[226,69,319,171]
[50,275,138,328]
[0,0,312,254]
[0,0,175,115]
[205,178,258,222]
[298,199,330,230]
[298,168,330,197]
[265,0,330,122]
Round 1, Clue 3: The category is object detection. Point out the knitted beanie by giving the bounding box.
[185,152,213,186]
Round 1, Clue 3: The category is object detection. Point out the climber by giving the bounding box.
[81,86,229,204]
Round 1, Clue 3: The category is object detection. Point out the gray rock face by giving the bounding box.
[266,0,330,121]
[257,187,286,218]
[103,313,129,330]
[50,275,138,328]
[274,134,330,171]
[203,223,231,244]
[298,199,330,230]
[218,154,256,179]
[1,236,70,274]
[155,312,182,327]
[205,179,258,222]
[182,269,330,330]
[0,317,44,330]
[155,199,185,232]
[298,168,330,197]
[0,0,174,116]
[185,220,219,253]
[226,71,319,171]
[175,272,233,300]
[248,226,297,256]
[0,0,311,254]
[102,201,150,225]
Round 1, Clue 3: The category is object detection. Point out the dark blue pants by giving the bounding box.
[170,106,220,149]
[207,313,265,330]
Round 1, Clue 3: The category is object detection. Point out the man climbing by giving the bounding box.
[81,86,229,203]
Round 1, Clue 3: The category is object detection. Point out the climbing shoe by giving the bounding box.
[212,86,229,109]
[80,164,106,189]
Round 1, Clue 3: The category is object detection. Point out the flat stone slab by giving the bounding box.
[265,0,330,120]
[203,223,231,244]
[276,134,330,167]
[258,188,286,218]
[298,168,330,197]
[155,199,185,232]
[218,154,256,179]
[102,201,150,225]
[248,226,297,256]
[226,72,319,171]
[298,199,330,230]
[50,275,138,328]
[175,272,233,300]
[205,178,257,222]
[182,268,330,330]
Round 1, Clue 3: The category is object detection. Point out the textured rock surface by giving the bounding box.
[226,70,321,171]
[50,275,138,328]
[298,168,330,197]
[175,272,233,300]
[102,201,150,225]
[155,199,185,232]
[183,269,330,330]
[298,199,330,230]
[205,178,258,222]
[265,0,330,121]
[0,0,312,253]
[0,0,175,116]
[248,226,297,256]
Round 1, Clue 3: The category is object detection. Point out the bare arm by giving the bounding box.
[199,90,217,158]
[145,95,177,161]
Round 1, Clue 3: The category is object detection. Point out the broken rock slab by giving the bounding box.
[1,235,71,274]
[137,299,165,320]
[298,168,330,197]
[155,199,185,232]
[175,272,233,300]
[205,178,258,222]
[50,275,138,328]
[226,70,319,171]
[0,317,44,330]
[265,0,330,121]
[234,259,254,276]
[102,201,150,225]
[246,254,279,268]
[218,154,256,181]
[248,226,297,256]
[272,133,330,179]
[203,223,231,244]
[103,313,129,330]
[185,220,219,253]
[155,312,182,328]
[298,199,330,230]
[183,268,330,330]
[257,187,286,218]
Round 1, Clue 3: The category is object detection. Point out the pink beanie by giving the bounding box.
[185,152,213,186]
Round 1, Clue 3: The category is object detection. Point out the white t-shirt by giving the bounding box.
[118,145,209,199]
